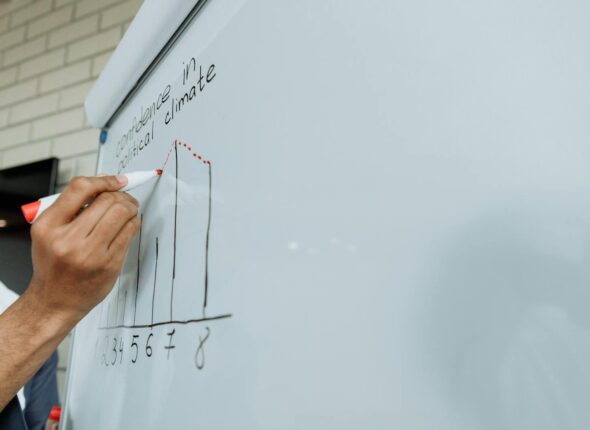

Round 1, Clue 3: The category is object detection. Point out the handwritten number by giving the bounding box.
[111,337,118,365]
[119,337,124,364]
[165,329,176,359]
[102,335,109,367]
[195,327,210,370]
[146,333,153,358]
[131,335,139,363]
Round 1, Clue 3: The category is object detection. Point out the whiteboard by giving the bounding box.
[64,0,590,429]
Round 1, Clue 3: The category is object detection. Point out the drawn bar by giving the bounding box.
[203,162,212,312]
[171,141,178,320]
[151,237,159,326]
[133,214,143,325]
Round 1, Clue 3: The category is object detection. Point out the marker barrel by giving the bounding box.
[21,170,161,223]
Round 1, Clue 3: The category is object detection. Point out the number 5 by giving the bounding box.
[131,335,139,363]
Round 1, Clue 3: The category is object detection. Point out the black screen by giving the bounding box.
[0,158,58,294]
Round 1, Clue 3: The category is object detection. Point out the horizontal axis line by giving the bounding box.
[98,314,232,330]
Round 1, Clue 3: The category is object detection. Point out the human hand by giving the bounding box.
[26,175,140,323]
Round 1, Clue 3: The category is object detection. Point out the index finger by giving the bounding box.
[42,175,128,226]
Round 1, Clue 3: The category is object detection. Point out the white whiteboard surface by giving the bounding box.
[65,1,590,429]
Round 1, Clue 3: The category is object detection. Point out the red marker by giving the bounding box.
[21,169,162,224]
[47,405,61,425]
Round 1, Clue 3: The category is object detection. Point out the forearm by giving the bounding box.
[0,284,78,410]
[0,175,139,411]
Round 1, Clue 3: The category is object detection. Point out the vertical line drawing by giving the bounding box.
[134,215,143,325]
[114,278,121,324]
[98,300,105,328]
[203,163,212,314]
[171,141,178,320]
[122,290,127,326]
[152,237,159,327]
[98,140,231,331]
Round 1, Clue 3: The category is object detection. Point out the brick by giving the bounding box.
[91,50,112,77]
[56,335,72,368]
[10,0,52,28]
[0,79,37,108]
[27,6,73,38]
[55,0,76,8]
[56,371,66,401]
[67,28,121,62]
[0,124,30,150]
[3,36,46,66]
[56,156,75,184]
[0,26,25,50]
[0,16,9,33]
[76,151,98,176]
[52,149,98,185]
[32,108,85,139]
[0,0,34,18]
[75,0,120,19]
[10,93,59,124]
[0,109,8,128]
[40,60,91,92]
[59,80,93,109]
[2,141,51,168]
[48,15,98,48]
[18,48,65,80]
[52,128,98,157]
[100,0,142,29]
[0,67,17,88]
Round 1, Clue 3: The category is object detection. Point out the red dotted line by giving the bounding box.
[162,139,211,171]
[177,140,211,165]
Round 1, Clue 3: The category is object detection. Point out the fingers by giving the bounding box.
[45,421,59,430]
[43,175,128,226]
[70,191,139,237]
[108,216,141,257]
[88,199,139,247]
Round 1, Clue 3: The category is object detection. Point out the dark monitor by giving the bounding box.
[0,158,58,294]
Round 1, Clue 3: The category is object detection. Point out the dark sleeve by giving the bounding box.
[0,396,28,430]
[23,351,60,430]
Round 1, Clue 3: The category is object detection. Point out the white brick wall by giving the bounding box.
[0,0,144,402]
[0,0,142,177]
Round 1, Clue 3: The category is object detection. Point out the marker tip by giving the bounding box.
[156,169,163,176]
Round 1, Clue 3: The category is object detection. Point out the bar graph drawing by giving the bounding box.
[98,140,232,331]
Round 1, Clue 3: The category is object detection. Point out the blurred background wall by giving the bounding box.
[0,0,143,401]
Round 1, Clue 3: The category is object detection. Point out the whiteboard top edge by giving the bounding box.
[84,0,201,129]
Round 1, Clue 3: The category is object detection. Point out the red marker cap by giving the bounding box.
[21,200,41,224]
[48,405,61,421]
